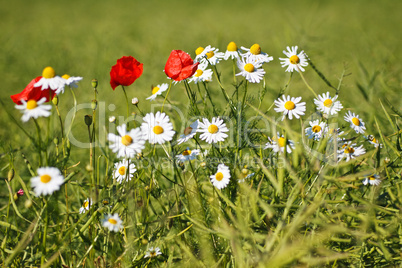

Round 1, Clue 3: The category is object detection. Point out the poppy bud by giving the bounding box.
[91,79,98,89]
[52,95,59,105]
[8,169,14,182]
[84,115,92,126]
[91,99,97,110]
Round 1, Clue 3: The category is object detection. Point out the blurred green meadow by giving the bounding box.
[0,0,401,267]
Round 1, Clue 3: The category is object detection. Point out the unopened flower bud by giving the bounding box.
[132,97,139,105]
[241,168,248,175]
[91,79,98,89]
[200,162,206,168]
[141,238,148,245]
[91,99,97,110]
[13,189,24,201]
[109,116,116,123]
[53,137,59,145]
[384,157,390,164]
[84,115,92,126]
[102,199,110,206]
[52,95,59,106]
[86,163,93,172]
[24,199,32,209]
[144,186,149,191]
[8,169,14,182]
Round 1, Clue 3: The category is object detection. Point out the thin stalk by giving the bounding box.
[66,87,78,138]
[297,67,317,98]
[33,119,43,166]
[121,86,130,126]
[41,198,48,266]
[161,80,173,113]
[55,104,66,158]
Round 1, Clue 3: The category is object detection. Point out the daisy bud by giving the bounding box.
[91,99,97,110]
[109,116,116,123]
[200,162,206,168]
[241,168,249,175]
[91,79,98,89]
[54,137,59,145]
[102,199,110,206]
[52,95,59,106]
[145,186,149,191]
[84,115,93,126]
[86,163,93,172]
[142,238,148,245]
[132,97,139,105]
[7,168,14,182]
[24,199,32,209]
[384,157,390,164]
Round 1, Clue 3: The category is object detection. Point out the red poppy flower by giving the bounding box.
[164,50,199,81]
[10,76,56,104]
[110,56,143,90]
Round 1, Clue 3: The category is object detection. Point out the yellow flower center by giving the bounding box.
[244,63,254,73]
[206,51,214,59]
[352,117,360,126]
[284,101,295,110]
[372,138,377,143]
[215,172,224,181]
[289,55,300,64]
[344,147,355,154]
[83,201,89,208]
[182,149,191,156]
[227,41,237,51]
[153,126,164,135]
[42,66,56,79]
[150,252,157,257]
[26,100,38,110]
[250,44,261,55]
[108,218,117,225]
[152,86,160,95]
[184,126,193,135]
[312,125,322,133]
[121,135,133,146]
[277,137,286,147]
[208,124,218,134]
[369,176,376,181]
[195,69,203,77]
[195,47,204,55]
[118,166,126,175]
[62,74,70,79]
[40,174,52,183]
[323,99,333,107]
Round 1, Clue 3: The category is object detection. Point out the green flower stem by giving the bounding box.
[41,198,48,266]
[161,80,172,113]
[55,104,66,159]
[184,80,200,115]
[121,86,130,127]
[202,82,218,116]
[66,87,78,138]
[232,58,237,84]
[297,67,317,98]
[241,80,248,111]
[33,119,43,166]
[212,65,236,115]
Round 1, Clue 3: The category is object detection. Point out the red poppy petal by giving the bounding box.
[164,50,183,79]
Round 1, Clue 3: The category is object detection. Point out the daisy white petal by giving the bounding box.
[177,120,199,144]
[146,83,169,101]
[102,213,123,232]
[224,41,240,60]
[195,45,224,65]
[236,56,265,83]
[114,159,136,183]
[30,167,64,196]
[176,148,200,163]
[274,95,306,120]
[79,198,92,214]
[313,92,343,115]
[62,74,83,89]
[337,141,366,162]
[198,117,229,144]
[240,43,273,64]
[264,132,295,153]
[279,46,308,72]
[141,111,175,144]
[34,67,66,94]
[144,247,162,258]
[362,174,381,186]
[108,124,145,158]
[344,111,366,134]
[189,64,213,84]
[210,164,231,189]
[15,97,52,122]
[305,120,327,141]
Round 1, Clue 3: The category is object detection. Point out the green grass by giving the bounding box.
[0,0,401,267]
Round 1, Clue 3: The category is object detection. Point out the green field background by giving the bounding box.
[0,0,401,157]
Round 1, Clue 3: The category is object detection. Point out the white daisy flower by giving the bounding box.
[279,46,308,72]
[177,120,199,145]
[344,111,366,134]
[34,66,66,93]
[15,97,52,122]
[337,141,366,162]
[314,92,343,115]
[210,164,231,190]
[198,117,229,144]
[189,64,213,84]
[305,120,327,141]
[141,111,175,144]
[62,74,83,90]
[274,95,306,120]
[240,43,273,64]
[146,83,169,101]
[114,159,136,183]
[30,167,64,196]
[101,213,123,232]
[236,56,266,83]
[224,41,240,60]
[144,247,162,258]
[108,124,145,158]
[362,174,381,186]
[366,135,382,148]
[79,198,92,214]
[176,148,200,163]
[264,133,295,154]
[195,45,224,65]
